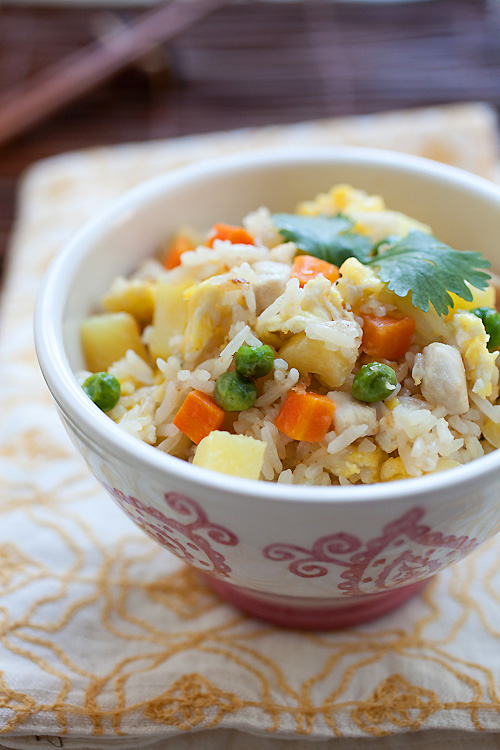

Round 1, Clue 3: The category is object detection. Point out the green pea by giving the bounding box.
[234,344,274,378]
[82,372,121,412]
[471,306,500,351]
[214,371,258,411]
[352,362,397,403]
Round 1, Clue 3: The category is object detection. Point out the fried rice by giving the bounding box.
[78,185,500,484]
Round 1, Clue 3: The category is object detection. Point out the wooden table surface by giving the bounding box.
[0,0,499,283]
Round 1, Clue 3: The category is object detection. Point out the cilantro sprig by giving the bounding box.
[366,231,491,315]
[272,213,491,316]
[272,214,372,266]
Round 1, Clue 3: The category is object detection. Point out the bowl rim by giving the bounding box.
[34,145,500,506]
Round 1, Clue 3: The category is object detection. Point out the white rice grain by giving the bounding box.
[256,367,299,407]
[260,422,282,479]
[273,358,288,370]
[359,438,377,453]
[154,381,184,426]
[338,474,353,486]
[465,436,484,460]
[243,206,283,248]
[109,350,154,385]
[448,414,481,437]
[210,324,251,379]
[469,391,500,423]
[327,424,369,454]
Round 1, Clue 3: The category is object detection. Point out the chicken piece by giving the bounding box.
[328,391,377,435]
[252,261,291,314]
[418,342,469,415]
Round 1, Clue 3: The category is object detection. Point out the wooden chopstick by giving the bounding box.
[0,0,226,149]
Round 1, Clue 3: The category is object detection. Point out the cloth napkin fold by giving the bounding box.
[2,103,500,749]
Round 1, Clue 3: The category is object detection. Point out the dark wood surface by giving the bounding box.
[0,0,499,282]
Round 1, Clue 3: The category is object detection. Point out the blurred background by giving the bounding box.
[0,0,499,277]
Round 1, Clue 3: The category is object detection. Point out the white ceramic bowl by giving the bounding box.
[35,147,500,629]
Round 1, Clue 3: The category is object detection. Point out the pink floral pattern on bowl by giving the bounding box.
[105,486,238,577]
[264,507,479,594]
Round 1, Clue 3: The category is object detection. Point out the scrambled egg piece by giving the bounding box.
[379,457,410,482]
[452,311,499,398]
[348,209,430,244]
[335,257,383,311]
[297,184,430,243]
[432,458,462,473]
[330,445,385,484]
[184,275,250,363]
[298,185,385,216]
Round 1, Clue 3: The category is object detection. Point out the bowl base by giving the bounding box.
[204,576,428,630]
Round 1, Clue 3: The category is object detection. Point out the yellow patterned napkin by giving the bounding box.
[2,104,500,750]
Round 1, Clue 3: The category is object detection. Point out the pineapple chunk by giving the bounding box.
[445,282,495,319]
[278,332,353,388]
[193,431,267,480]
[379,282,496,348]
[379,287,451,346]
[148,277,193,363]
[81,312,148,372]
[102,277,155,327]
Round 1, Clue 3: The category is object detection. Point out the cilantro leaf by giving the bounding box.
[367,231,491,316]
[272,213,373,266]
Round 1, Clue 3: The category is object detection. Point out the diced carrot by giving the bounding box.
[274,390,336,443]
[291,255,340,287]
[163,234,196,270]
[206,223,254,248]
[361,314,415,360]
[173,390,225,445]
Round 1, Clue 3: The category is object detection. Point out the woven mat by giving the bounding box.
[2,104,500,749]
